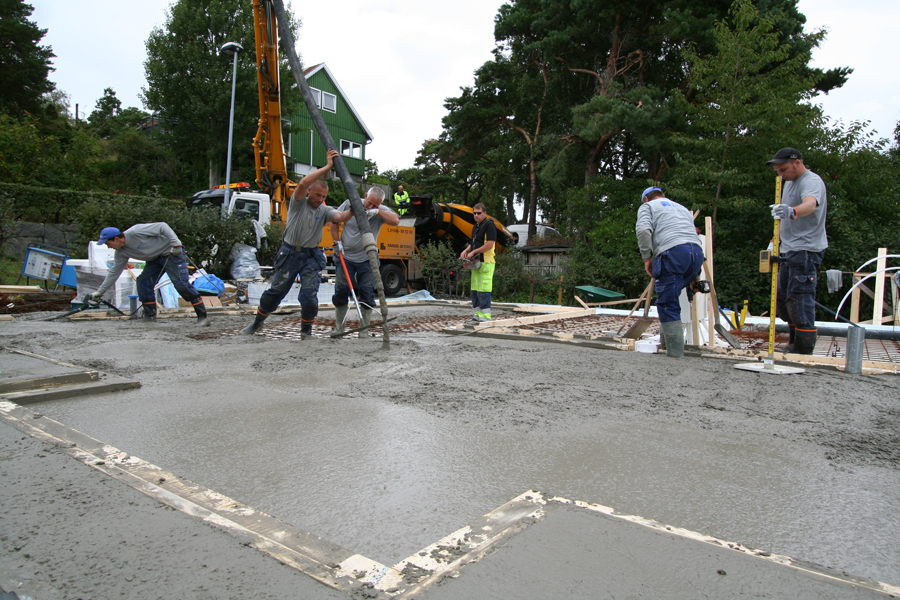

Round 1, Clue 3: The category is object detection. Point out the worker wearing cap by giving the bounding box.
[329,187,400,336]
[92,223,210,326]
[460,203,497,325]
[635,186,705,358]
[393,185,410,216]
[241,149,355,338]
[767,147,828,355]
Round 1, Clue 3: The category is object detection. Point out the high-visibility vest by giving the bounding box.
[394,190,410,214]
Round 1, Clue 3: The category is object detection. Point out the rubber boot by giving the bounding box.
[300,319,313,340]
[192,299,210,327]
[334,304,348,335]
[358,308,372,339]
[660,321,685,359]
[778,324,795,353]
[795,328,817,355]
[142,302,157,321]
[241,310,268,335]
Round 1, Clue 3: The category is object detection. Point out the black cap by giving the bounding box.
[766,147,803,165]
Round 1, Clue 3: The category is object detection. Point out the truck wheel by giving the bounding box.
[380,264,405,296]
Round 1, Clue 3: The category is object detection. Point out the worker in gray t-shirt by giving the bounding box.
[241,149,354,338]
[767,147,828,355]
[329,187,400,335]
[91,222,210,326]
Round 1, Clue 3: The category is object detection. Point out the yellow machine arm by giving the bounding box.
[251,0,295,223]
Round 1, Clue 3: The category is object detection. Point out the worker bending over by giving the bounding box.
[767,147,828,355]
[460,203,497,325]
[330,187,400,336]
[92,223,210,326]
[242,149,355,338]
[635,187,705,358]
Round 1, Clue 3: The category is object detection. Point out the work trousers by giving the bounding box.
[652,243,705,323]
[776,250,824,329]
[136,253,201,305]
[470,262,496,318]
[258,243,325,322]
[333,256,377,309]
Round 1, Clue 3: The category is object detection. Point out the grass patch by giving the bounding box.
[0,255,22,285]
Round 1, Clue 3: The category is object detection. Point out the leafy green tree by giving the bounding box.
[0,113,48,183]
[142,0,301,193]
[667,0,822,224]
[88,88,123,139]
[0,0,55,116]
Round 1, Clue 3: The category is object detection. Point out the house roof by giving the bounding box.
[303,63,374,141]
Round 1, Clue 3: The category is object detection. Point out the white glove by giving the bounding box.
[89,291,102,302]
[366,208,379,218]
[766,241,774,253]
[169,245,184,257]
[770,204,796,220]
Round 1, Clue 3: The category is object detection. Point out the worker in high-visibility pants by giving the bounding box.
[460,202,497,325]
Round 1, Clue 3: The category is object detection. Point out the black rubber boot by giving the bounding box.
[241,310,268,335]
[142,302,157,321]
[660,321,684,358]
[778,324,796,353]
[795,328,817,355]
[192,299,210,327]
[300,319,313,340]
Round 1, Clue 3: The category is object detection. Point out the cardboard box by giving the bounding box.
[178,296,222,308]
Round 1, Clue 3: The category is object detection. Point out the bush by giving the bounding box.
[418,241,466,297]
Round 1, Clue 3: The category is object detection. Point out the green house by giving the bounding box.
[286,63,373,183]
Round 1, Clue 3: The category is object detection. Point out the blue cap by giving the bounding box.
[641,187,662,202]
[96,227,122,245]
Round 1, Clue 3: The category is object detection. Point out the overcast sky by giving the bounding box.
[30,0,900,172]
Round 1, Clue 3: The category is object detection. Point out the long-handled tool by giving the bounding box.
[335,241,365,328]
[330,316,398,338]
[44,294,126,321]
[701,261,741,349]
[622,278,655,339]
[735,176,803,374]
[616,279,653,337]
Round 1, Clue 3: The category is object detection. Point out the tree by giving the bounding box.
[88,88,123,139]
[142,0,301,191]
[0,0,55,116]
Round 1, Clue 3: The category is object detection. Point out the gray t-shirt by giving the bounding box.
[283,196,338,248]
[336,200,395,262]
[98,223,181,294]
[635,197,701,259]
[779,169,828,253]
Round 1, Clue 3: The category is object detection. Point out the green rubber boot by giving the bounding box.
[334,304,348,335]
[660,321,685,359]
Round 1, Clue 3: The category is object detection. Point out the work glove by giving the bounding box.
[89,291,102,303]
[366,208,379,218]
[766,241,774,253]
[169,245,183,257]
[770,204,797,220]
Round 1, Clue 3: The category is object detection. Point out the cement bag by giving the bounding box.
[230,243,261,279]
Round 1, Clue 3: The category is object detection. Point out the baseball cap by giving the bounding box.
[641,186,662,201]
[96,227,122,245]
[766,147,803,165]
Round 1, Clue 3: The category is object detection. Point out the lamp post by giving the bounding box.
[220,41,243,213]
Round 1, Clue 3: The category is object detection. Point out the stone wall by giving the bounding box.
[3,222,83,261]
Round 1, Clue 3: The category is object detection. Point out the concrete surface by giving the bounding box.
[1,303,899,599]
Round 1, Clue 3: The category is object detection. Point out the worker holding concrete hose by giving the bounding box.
[766,148,828,355]
[241,149,355,338]
[635,187,705,358]
[329,187,400,336]
[460,202,497,325]
[91,223,210,326]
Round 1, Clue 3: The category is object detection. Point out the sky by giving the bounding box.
[29,0,900,173]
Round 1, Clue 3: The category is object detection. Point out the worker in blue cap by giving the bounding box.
[635,186,705,358]
[93,223,210,326]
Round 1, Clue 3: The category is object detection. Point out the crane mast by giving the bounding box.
[251,0,295,222]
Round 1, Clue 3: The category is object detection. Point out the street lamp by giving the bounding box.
[220,41,243,212]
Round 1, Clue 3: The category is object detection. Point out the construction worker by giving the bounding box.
[460,203,497,325]
[91,223,210,326]
[241,149,355,338]
[635,187,705,358]
[767,147,828,355]
[329,187,400,336]
[393,185,410,216]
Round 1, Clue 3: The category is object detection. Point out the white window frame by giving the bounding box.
[322,91,337,113]
[340,139,362,160]
[309,87,322,108]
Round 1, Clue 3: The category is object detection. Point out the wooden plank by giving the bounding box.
[851,274,861,323]
[597,298,644,307]
[873,247,887,326]
[574,295,590,309]
[0,285,44,293]
[478,309,595,328]
[704,217,715,348]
